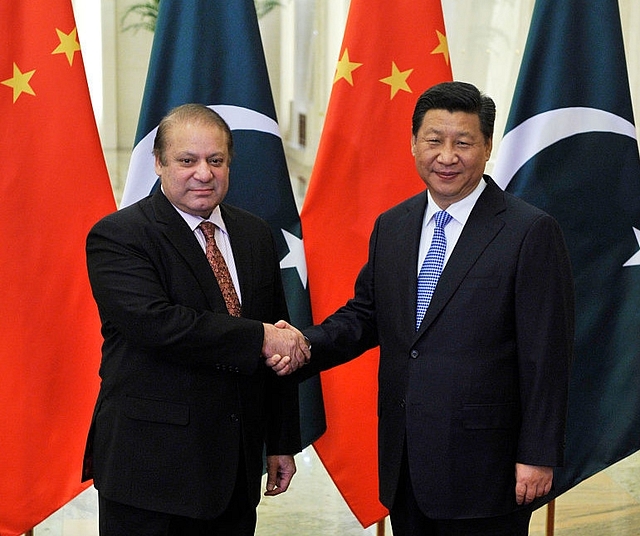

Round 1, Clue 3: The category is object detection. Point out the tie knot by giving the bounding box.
[434,210,452,229]
[199,221,217,240]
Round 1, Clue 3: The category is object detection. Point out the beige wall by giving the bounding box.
[93,1,346,205]
[84,1,640,205]
[98,0,154,202]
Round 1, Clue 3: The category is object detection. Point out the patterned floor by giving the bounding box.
[33,448,640,535]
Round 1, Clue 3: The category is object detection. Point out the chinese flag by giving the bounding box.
[300,0,452,527]
[0,2,116,535]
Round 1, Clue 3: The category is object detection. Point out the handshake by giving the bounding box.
[262,320,310,376]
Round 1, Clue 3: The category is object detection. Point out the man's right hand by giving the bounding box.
[262,320,310,376]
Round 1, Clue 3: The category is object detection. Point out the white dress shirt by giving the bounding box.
[417,178,487,276]
[171,202,242,303]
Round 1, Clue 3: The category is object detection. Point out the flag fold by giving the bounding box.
[0,2,116,534]
[493,0,640,503]
[300,0,452,527]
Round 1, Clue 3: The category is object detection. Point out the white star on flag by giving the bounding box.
[280,229,308,288]
[623,227,640,267]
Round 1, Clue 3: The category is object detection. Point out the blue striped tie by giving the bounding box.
[416,210,452,330]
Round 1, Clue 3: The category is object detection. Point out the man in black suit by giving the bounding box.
[83,103,310,535]
[281,82,574,535]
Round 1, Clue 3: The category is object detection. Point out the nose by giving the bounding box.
[193,159,214,181]
[436,142,459,165]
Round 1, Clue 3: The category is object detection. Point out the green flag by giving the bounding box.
[493,0,640,502]
[122,0,326,448]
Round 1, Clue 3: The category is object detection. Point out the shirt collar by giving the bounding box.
[161,188,228,235]
[425,176,487,226]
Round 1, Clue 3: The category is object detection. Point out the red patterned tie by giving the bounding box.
[199,221,241,317]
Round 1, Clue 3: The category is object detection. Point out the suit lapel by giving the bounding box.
[219,205,255,314]
[393,192,429,334]
[149,191,228,311]
[416,178,506,335]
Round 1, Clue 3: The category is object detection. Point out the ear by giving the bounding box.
[154,153,163,176]
[411,135,417,156]
[484,138,493,161]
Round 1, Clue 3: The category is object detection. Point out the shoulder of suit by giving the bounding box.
[500,186,550,219]
[220,203,270,229]
[486,176,557,227]
[379,190,427,219]
[89,194,157,235]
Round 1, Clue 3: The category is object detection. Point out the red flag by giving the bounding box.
[0,2,116,534]
[300,0,452,527]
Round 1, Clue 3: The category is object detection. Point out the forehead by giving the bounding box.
[419,108,482,135]
[165,120,228,148]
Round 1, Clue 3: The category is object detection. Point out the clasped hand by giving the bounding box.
[515,463,553,505]
[262,320,310,376]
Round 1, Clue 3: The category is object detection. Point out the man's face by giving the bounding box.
[411,109,492,209]
[155,120,230,218]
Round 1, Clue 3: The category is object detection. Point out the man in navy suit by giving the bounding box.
[83,104,310,535]
[283,82,574,535]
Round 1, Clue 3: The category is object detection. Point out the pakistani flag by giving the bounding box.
[493,0,640,502]
[121,0,326,448]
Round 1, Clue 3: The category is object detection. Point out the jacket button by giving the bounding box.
[399,399,406,408]
[230,414,239,423]
[410,350,419,359]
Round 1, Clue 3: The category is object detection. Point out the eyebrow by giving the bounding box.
[421,129,475,138]
[174,150,226,159]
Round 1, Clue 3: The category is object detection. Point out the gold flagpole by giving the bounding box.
[546,499,556,536]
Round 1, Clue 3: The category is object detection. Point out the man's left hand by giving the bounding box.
[515,463,553,505]
[264,455,297,496]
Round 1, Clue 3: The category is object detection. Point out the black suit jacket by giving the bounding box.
[304,176,574,519]
[83,190,300,519]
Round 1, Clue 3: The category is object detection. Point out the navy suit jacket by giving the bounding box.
[83,190,301,519]
[304,176,574,518]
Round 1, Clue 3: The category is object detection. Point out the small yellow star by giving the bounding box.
[1,63,36,103]
[334,49,363,85]
[52,27,81,66]
[379,62,413,100]
[431,30,450,65]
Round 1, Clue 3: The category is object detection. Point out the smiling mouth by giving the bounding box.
[191,188,215,194]
[435,170,458,179]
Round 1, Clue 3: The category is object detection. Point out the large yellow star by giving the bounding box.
[1,63,36,103]
[431,30,450,65]
[379,62,413,99]
[52,27,81,66]
[334,49,363,85]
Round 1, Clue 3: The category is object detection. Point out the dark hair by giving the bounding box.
[153,103,234,165]
[411,81,496,141]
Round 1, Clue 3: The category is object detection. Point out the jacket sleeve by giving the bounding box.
[514,214,575,466]
[302,216,381,375]
[264,239,302,455]
[86,214,265,375]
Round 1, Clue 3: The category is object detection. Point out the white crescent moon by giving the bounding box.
[120,105,280,208]
[492,107,637,190]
